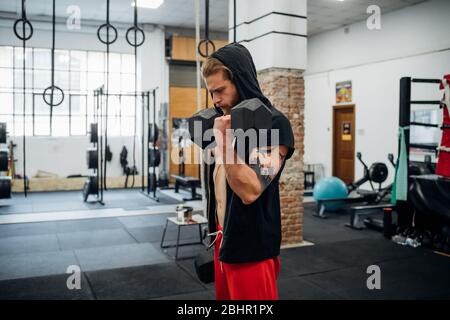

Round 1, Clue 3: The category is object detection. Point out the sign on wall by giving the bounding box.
[342,122,352,141]
[336,81,352,104]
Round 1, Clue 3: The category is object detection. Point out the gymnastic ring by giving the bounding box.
[97,23,118,45]
[43,85,65,107]
[197,39,216,58]
[13,18,33,41]
[126,26,145,47]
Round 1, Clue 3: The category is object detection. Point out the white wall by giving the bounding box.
[304,0,450,186]
[0,18,169,179]
[11,136,137,178]
[139,25,169,119]
[307,0,450,74]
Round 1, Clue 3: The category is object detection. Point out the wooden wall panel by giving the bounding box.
[170,36,229,61]
[169,87,207,180]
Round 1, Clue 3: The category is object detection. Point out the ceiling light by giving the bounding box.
[132,0,164,9]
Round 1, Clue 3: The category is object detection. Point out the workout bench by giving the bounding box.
[171,174,202,201]
[314,193,370,218]
[345,203,396,230]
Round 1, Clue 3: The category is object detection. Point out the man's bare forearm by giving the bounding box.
[224,148,262,205]
[223,144,288,205]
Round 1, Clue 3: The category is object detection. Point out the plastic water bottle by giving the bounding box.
[176,205,184,222]
[405,237,421,248]
[392,234,407,245]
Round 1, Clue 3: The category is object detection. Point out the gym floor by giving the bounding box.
[1,192,449,300]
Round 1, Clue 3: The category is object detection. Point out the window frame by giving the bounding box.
[0,46,136,137]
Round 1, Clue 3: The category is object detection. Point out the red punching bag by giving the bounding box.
[436,74,450,177]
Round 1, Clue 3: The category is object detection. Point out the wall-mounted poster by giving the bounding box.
[336,81,352,104]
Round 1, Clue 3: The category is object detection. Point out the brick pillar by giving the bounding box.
[258,68,304,245]
[229,0,307,244]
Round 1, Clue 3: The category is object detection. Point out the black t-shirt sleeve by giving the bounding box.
[271,113,295,160]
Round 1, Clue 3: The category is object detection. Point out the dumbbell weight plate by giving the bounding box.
[82,176,98,202]
[0,149,9,171]
[149,123,159,144]
[0,122,6,144]
[87,149,98,170]
[90,123,98,143]
[0,176,12,199]
[148,148,161,167]
[230,98,272,133]
[188,107,221,149]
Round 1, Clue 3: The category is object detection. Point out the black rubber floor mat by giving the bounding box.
[85,262,206,299]
[0,273,94,300]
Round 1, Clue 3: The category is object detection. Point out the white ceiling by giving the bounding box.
[0,0,429,35]
[308,0,428,35]
[0,0,229,31]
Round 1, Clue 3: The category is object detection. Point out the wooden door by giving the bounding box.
[332,105,355,184]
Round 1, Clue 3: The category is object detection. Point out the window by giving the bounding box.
[410,109,442,162]
[410,109,441,145]
[0,46,136,137]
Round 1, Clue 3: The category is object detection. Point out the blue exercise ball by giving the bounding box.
[313,177,348,211]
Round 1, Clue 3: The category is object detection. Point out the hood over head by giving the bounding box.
[210,43,295,160]
[210,43,273,109]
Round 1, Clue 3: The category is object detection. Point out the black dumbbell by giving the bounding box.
[230,98,272,133]
[0,122,7,144]
[0,149,8,171]
[188,107,222,149]
[188,98,272,150]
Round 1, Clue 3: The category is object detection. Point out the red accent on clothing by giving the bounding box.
[439,74,450,90]
[437,76,450,177]
[214,224,280,300]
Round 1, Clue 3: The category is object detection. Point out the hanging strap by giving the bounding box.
[201,0,214,108]
[42,0,65,134]
[103,0,111,191]
[233,0,237,43]
[125,3,146,188]
[13,0,34,197]
[21,9,26,197]
[392,126,410,204]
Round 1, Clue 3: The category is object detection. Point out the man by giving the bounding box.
[201,43,294,300]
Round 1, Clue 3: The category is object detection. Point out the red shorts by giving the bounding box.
[214,224,280,300]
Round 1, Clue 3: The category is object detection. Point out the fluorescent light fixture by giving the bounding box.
[132,0,164,9]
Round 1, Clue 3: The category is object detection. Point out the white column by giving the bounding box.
[229,0,307,71]
[139,25,169,115]
[135,25,169,176]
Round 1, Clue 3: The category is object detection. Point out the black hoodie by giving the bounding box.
[206,43,295,263]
